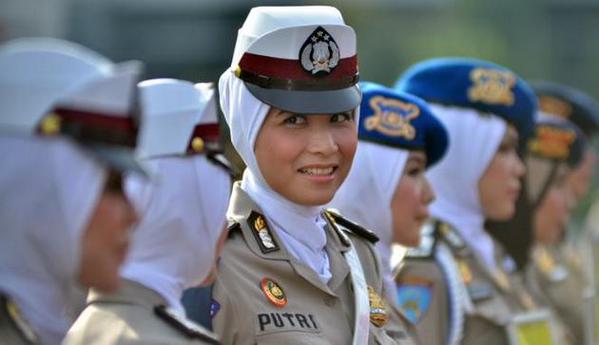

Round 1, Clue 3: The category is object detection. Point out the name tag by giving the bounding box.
[506,310,557,345]
[256,312,321,334]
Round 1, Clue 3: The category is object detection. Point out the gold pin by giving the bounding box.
[191,137,205,153]
[40,113,61,135]
[368,286,388,327]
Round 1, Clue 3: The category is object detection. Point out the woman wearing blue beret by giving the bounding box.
[330,81,448,343]
[493,115,588,345]
[393,58,562,345]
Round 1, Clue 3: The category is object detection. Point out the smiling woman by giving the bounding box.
[255,108,357,206]
[208,5,407,345]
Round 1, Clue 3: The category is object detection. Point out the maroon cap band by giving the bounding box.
[37,107,138,147]
[185,123,221,155]
[237,53,358,91]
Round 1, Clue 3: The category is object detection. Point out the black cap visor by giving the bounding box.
[245,83,361,114]
[85,144,148,177]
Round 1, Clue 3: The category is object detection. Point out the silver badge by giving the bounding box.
[300,26,340,76]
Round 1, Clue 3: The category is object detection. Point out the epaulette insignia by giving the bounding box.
[2,295,38,344]
[154,305,220,344]
[396,277,433,325]
[405,223,436,259]
[535,247,568,282]
[247,211,279,254]
[436,221,465,251]
[324,209,379,243]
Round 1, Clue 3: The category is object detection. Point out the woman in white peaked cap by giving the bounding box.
[64,80,232,345]
[211,6,399,345]
[0,38,143,345]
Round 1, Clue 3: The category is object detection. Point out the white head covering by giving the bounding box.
[122,157,230,312]
[0,136,106,345]
[219,70,333,282]
[426,104,507,270]
[330,142,408,298]
[121,79,231,312]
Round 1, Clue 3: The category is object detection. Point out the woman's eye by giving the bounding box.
[331,112,354,123]
[406,166,424,177]
[283,115,307,126]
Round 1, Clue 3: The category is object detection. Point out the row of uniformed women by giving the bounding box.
[2,5,597,345]
[0,39,231,345]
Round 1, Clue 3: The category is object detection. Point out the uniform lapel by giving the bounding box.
[228,183,348,295]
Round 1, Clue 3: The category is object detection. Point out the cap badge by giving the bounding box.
[365,96,420,139]
[300,26,340,76]
[468,68,516,106]
[539,95,573,118]
[528,125,575,160]
[247,211,279,254]
[367,286,388,327]
[261,278,287,308]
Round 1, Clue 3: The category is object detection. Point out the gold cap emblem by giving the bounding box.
[366,96,420,139]
[468,68,516,106]
[538,95,573,118]
[40,113,62,135]
[191,137,205,153]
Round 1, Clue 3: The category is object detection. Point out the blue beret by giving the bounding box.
[531,81,599,137]
[394,57,537,139]
[358,81,448,168]
[528,118,587,168]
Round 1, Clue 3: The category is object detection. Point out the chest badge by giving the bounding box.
[367,286,388,327]
[261,278,287,308]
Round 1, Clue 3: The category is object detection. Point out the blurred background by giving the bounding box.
[2,0,599,225]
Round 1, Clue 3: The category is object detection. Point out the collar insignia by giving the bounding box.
[261,278,287,308]
[300,26,340,76]
[248,211,279,254]
[468,68,516,105]
[367,286,388,327]
[366,96,420,139]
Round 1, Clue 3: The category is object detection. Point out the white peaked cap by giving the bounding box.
[229,6,360,114]
[0,38,112,133]
[56,61,142,117]
[137,79,217,158]
[231,6,355,66]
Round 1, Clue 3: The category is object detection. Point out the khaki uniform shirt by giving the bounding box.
[63,280,219,345]
[0,293,39,345]
[211,183,412,345]
[397,220,543,345]
[525,243,585,344]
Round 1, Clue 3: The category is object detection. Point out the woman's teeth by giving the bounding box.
[299,167,334,176]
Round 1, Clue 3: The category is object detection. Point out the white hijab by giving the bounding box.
[0,135,106,345]
[330,141,408,301]
[426,104,506,270]
[219,69,332,283]
[122,155,231,312]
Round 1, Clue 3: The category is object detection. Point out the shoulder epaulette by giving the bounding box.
[154,305,220,344]
[405,222,437,259]
[435,220,466,251]
[1,294,38,344]
[324,209,379,243]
